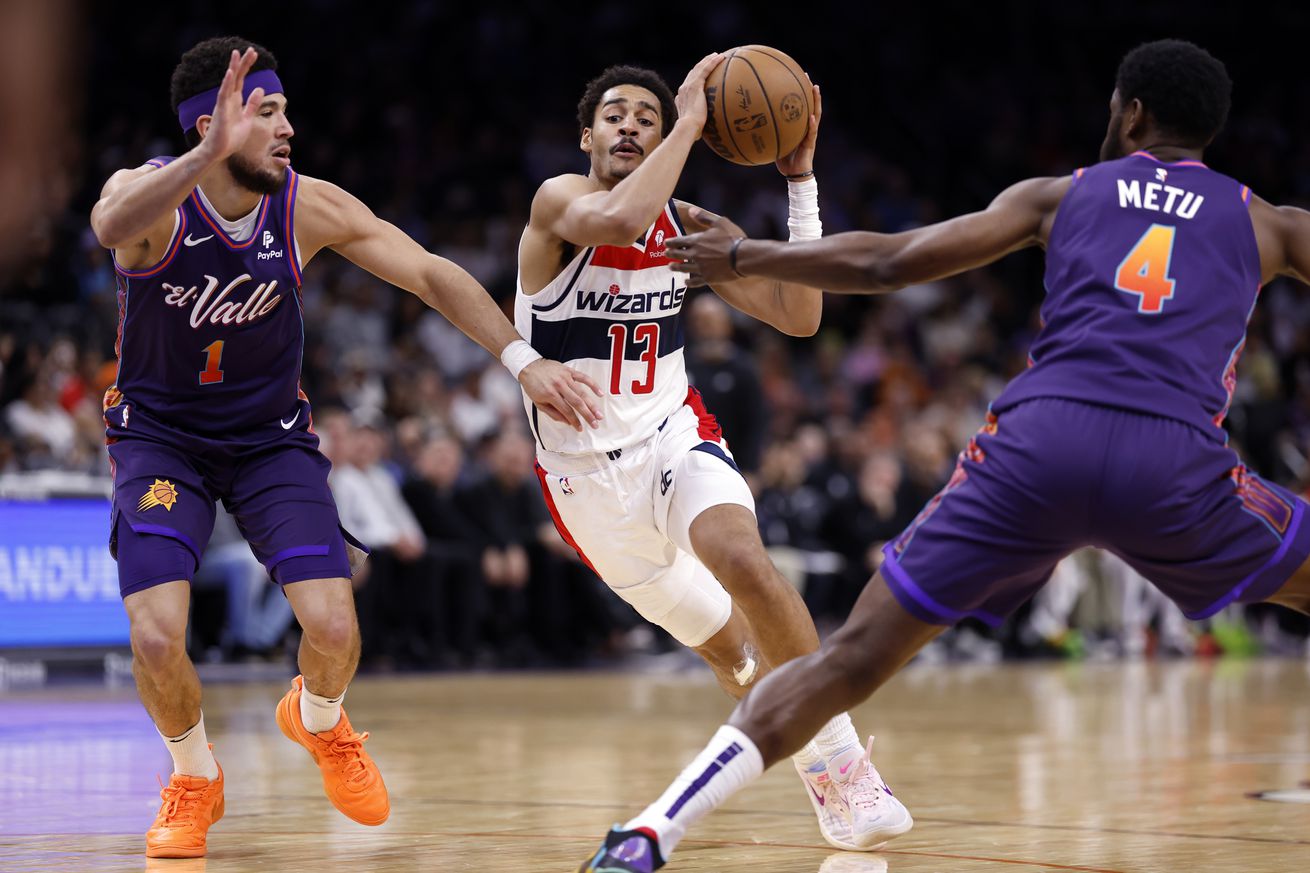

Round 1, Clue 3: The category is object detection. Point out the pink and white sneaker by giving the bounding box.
[824,737,913,851]
[795,757,854,849]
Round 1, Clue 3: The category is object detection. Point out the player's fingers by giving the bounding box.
[813,83,822,120]
[538,402,569,426]
[568,368,604,400]
[553,394,583,431]
[232,49,254,90]
[243,87,265,118]
[567,380,605,426]
[687,271,708,287]
[689,206,720,226]
[559,384,600,428]
[689,52,723,83]
[215,67,235,103]
[669,261,694,273]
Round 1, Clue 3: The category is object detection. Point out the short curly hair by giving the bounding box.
[1115,39,1231,148]
[170,36,278,148]
[576,65,677,138]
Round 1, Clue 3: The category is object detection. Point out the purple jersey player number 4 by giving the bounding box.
[580,38,1310,873]
[90,38,602,861]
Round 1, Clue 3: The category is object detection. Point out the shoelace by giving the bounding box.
[324,728,372,784]
[155,776,206,823]
[836,738,889,814]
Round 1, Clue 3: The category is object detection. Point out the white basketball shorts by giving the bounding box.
[533,394,754,647]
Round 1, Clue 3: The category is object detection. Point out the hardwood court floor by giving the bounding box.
[1,660,1308,872]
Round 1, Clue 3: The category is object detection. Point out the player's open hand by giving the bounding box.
[674,53,724,137]
[197,48,266,163]
[666,207,748,286]
[519,360,604,431]
[776,83,822,178]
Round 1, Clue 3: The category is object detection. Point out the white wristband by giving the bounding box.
[500,339,542,380]
[787,177,822,241]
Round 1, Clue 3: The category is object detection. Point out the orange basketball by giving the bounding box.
[702,45,814,166]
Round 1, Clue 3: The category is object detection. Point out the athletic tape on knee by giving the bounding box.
[732,641,760,686]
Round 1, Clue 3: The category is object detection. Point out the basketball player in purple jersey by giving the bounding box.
[91,38,601,859]
[581,39,1310,870]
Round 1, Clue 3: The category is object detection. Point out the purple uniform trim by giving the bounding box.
[265,543,331,569]
[112,208,187,279]
[130,523,202,561]
[1190,500,1305,620]
[664,742,743,819]
[881,543,1004,627]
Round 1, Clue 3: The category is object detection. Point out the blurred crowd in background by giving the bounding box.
[4,2,1310,668]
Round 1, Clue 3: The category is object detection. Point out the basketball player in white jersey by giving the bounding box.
[514,54,912,853]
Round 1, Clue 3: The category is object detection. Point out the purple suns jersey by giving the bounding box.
[108,157,306,433]
[992,151,1262,439]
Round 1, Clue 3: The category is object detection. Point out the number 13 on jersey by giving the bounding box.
[1115,223,1178,314]
[608,322,659,395]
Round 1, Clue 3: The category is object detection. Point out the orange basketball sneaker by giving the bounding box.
[145,759,225,858]
[275,674,389,825]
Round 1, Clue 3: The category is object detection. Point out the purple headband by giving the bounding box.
[177,69,284,132]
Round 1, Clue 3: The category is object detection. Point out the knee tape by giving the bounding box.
[616,558,732,648]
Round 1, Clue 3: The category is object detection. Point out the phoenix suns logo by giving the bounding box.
[139,479,179,512]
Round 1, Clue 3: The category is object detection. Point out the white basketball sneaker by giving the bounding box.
[795,757,854,849]
[824,737,913,851]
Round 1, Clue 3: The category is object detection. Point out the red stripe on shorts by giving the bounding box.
[684,386,723,443]
[534,461,600,575]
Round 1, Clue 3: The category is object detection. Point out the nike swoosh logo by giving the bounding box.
[809,783,826,806]
[183,233,214,246]
[280,411,300,429]
[839,761,857,775]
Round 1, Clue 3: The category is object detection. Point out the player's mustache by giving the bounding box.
[611,138,644,155]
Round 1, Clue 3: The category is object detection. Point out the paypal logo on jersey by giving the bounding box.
[576,280,685,315]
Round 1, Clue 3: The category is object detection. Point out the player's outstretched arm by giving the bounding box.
[672,84,825,336]
[678,208,822,336]
[668,176,1070,294]
[536,53,722,248]
[90,48,266,264]
[296,177,603,431]
[1250,196,1310,286]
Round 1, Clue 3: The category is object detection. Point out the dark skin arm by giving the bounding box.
[1249,195,1310,285]
[675,204,823,336]
[666,176,1072,293]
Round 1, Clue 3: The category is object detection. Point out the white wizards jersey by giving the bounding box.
[516,199,690,454]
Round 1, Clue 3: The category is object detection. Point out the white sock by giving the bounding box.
[300,684,344,733]
[814,712,861,761]
[792,740,825,772]
[624,725,764,861]
[159,713,219,781]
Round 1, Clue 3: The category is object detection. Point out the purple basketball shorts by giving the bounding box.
[882,398,1310,626]
[105,397,364,598]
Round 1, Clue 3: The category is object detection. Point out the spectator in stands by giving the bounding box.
[686,293,767,475]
